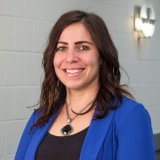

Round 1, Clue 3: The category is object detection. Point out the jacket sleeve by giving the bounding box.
[14,112,37,160]
[116,104,155,160]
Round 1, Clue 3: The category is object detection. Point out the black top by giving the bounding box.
[36,127,88,160]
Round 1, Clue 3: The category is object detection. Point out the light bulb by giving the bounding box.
[135,18,143,30]
[142,22,155,38]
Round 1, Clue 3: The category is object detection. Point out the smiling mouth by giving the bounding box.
[64,69,84,77]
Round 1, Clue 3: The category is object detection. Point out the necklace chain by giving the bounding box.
[65,100,94,123]
[60,100,94,136]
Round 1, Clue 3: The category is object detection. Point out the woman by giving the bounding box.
[15,10,155,160]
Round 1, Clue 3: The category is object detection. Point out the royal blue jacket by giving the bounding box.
[15,97,155,160]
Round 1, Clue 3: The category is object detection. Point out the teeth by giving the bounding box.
[66,69,82,74]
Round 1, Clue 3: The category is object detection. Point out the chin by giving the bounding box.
[65,83,85,91]
[66,85,82,90]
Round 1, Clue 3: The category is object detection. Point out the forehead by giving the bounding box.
[58,23,93,42]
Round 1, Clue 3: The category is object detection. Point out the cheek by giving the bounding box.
[53,54,62,68]
[84,54,100,66]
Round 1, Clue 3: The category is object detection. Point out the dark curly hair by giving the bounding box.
[32,10,133,128]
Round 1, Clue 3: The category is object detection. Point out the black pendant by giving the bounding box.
[61,124,73,136]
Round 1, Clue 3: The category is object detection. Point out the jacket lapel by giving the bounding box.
[80,110,115,160]
[24,114,57,160]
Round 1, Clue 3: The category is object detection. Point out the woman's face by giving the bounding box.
[53,22,100,91]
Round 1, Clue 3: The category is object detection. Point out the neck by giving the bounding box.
[66,86,99,112]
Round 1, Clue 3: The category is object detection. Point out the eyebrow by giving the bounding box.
[75,41,93,45]
[57,41,68,45]
[57,41,93,45]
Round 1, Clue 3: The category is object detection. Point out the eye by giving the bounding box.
[56,46,66,52]
[79,45,89,51]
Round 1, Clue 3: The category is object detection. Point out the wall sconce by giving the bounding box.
[134,1,156,39]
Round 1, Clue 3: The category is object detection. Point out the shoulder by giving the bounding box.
[24,110,44,132]
[26,109,58,131]
[116,96,149,116]
[28,110,41,124]
[114,96,152,131]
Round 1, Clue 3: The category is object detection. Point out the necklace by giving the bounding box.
[61,100,94,136]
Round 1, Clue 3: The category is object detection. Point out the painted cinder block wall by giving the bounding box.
[84,0,160,133]
[0,0,159,159]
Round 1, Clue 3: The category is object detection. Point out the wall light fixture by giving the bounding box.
[134,1,156,39]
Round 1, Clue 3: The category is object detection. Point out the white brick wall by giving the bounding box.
[0,0,160,159]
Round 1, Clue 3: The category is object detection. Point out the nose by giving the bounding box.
[66,49,78,63]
